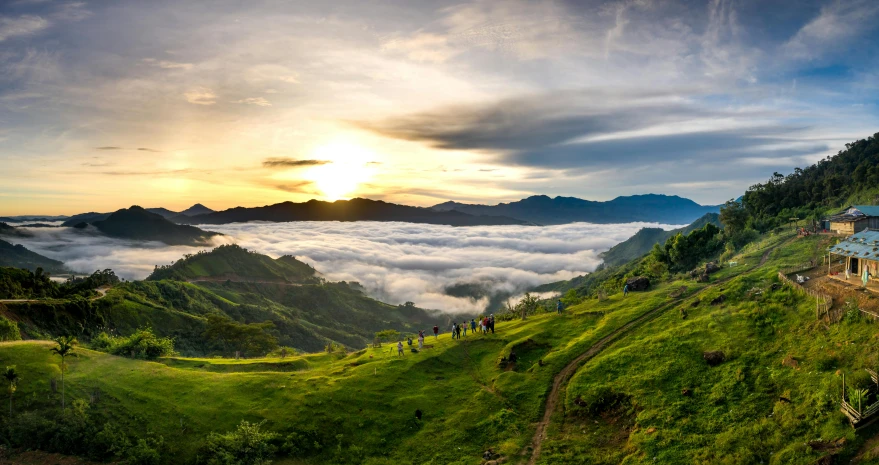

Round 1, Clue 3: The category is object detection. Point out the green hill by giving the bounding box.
[600,213,721,267]
[147,244,318,283]
[1,232,873,464]
[90,206,221,246]
[0,239,66,273]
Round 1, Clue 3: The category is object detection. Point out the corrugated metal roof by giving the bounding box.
[829,229,879,259]
[829,205,879,221]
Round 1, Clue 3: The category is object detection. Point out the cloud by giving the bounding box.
[272,181,316,193]
[183,87,217,105]
[96,146,123,150]
[382,32,460,63]
[262,158,331,168]
[0,15,49,42]
[784,0,879,60]
[142,58,194,70]
[9,220,679,314]
[233,97,271,107]
[137,147,161,152]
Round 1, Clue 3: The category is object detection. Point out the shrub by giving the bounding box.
[91,328,176,359]
[573,386,630,416]
[0,316,21,341]
[200,420,278,465]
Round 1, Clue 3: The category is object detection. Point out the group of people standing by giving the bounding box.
[451,315,495,339]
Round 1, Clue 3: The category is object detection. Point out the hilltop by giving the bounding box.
[175,198,528,226]
[88,206,221,246]
[147,244,318,283]
[600,212,722,267]
[0,239,66,273]
[432,193,720,225]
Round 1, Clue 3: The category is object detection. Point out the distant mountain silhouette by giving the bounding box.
[176,198,527,226]
[432,194,720,225]
[90,206,222,246]
[62,204,215,226]
[0,223,32,238]
[0,238,66,273]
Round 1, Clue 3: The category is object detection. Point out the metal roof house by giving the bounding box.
[827,206,879,235]
[828,229,879,289]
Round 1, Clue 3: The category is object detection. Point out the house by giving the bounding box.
[827,229,879,286]
[827,206,879,235]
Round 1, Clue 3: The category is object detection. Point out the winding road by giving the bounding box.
[0,286,110,304]
[521,239,789,465]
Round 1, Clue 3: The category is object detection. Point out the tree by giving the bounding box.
[374,329,401,344]
[517,293,540,321]
[2,366,18,416]
[50,335,77,408]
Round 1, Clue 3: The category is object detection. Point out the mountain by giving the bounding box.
[0,215,68,223]
[61,212,111,226]
[61,204,216,226]
[179,203,214,216]
[599,213,722,267]
[432,194,720,225]
[0,222,32,238]
[147,244,318,283]
[0,239,66,273]
[90,206,222,246]
[177,198,528,226]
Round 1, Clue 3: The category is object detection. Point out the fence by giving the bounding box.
[777,262,833,318]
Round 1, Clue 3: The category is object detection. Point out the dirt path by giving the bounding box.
[0,286,110,304]
[521,236,794,465]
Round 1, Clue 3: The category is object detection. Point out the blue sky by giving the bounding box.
[0,0,878,214]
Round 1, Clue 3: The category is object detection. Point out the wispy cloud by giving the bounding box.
[262,158,331,168]
[232,97,271,107]
[0,15,49,42]
[142,58,194,70]
[183,87,216,105]
[96,146,123,150]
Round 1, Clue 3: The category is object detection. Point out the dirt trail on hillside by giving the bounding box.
[521,237,794,465]
[0,286,111,304]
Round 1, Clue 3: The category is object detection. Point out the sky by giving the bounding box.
[1,0,878,215]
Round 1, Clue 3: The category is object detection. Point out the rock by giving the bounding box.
[484,461,498,465]
[710,294,726,305]
[626,276,650,292]
[703,351,726,366]
[705,262,720,274]
[782,355,799,369]
[645,427,656,434]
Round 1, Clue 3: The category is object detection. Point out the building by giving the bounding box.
[827,206,879,235]
[827,229,879,287]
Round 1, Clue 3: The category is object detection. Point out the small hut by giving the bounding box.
[827,229,879,289]
[827,206,879,235]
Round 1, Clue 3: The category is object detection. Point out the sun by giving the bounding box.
[305,141,375,201]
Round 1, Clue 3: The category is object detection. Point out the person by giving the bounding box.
[418,333,424,349]
[397,340,404,356]
[470,318,477,334]
[456,323,462,339]
[489,314,495,334]
[407,337,413,347]
[462,322,468,336]
[433,325,439,339]
[482,316,489,334]
[556,299,564,315]
[451,322,457,339]
[623,284,629,297]
[418,329,424,339]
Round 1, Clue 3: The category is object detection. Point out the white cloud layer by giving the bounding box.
[9,221,679,314]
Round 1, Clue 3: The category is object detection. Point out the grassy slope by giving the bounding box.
[146,245,317,283]
[2,230,872,464]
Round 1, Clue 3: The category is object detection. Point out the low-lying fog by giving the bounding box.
[11,221,681,313]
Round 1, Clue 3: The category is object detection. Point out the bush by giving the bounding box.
[91,328,176,359]
[573,386,630,416]
[0,316,21,341]
[200,420,278,465]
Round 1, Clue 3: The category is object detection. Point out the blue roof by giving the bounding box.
[829,229,879,259]
[832,205,879,219]
[854,206,879,217]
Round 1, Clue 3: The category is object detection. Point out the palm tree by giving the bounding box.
[50,336,77,408]
[2,366,18,416]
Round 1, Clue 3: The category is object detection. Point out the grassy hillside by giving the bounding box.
[147,244,318,283]
[600,213,721,267]
[2,230,871,464]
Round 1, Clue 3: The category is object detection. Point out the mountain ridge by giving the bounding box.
[432,193,720,225]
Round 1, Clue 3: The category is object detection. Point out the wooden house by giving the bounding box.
[827,206,879,235]
[828,229,879,286]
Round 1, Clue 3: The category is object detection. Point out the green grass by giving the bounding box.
[3,231,873,464]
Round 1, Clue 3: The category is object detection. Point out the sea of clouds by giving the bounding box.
[10,221,680,313]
